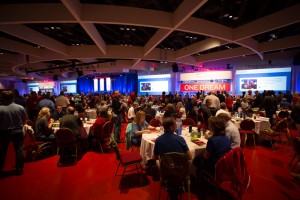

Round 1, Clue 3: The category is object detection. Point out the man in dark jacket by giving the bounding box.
[60,106,82,138]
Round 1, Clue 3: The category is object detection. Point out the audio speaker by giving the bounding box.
[77,70,84,77]
[293,52,300,66]
[172,63,179,72]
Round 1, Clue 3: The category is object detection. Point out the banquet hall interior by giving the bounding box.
[1,0,300,199]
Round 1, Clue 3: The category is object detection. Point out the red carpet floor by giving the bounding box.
[1,124,300,200]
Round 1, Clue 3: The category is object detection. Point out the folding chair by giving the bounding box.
[159,152,190,200]
[55,128,78,166]
[110,136,143,188]
[200,147,250,200]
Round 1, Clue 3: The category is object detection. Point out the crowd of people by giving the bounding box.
[0,88,299,179]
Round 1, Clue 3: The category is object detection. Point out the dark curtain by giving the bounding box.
[77,77,94,94]
[111,73,137,94]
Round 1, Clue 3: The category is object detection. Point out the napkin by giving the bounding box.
[192,140,206,146]
[86,121,94,124]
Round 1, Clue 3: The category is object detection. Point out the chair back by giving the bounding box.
[215,147,250,199]
[24,125,37,152]
[25,119,34,127]
[292,137,300,156]
[145,114,154,124]
[182,118,196,126]
[277,111,289,118]
[55,128,75,145]
[258,111,266,117]
[240,119,255,131]
[275,119,288,132]
[101,121,113,139]
[149,118,161,127]
[159,152,190,183]
[109,136,122,161]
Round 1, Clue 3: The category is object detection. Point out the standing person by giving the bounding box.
[128,102,138,122]
[203,91,220,110]
[291,98,300,137]
[37,92,55,112]
[260,91,277,126]
[154,117,192,160]
[55,91,70,111]
[0,91,28,176]
[225,93,233,112]
[111,90,123,143]
[25,91,39,122]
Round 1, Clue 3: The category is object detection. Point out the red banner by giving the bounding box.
[180,83,231,91]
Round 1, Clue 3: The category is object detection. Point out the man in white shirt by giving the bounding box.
[128,102,138,122]
[216,102,231,116]
[203,91,220,110]
[217,113,241,148]
[55,91,70,110]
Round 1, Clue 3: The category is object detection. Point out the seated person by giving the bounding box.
[163,103,177,118]
[215,102,230,116]
[280,98,291,110]
[35,107,55,139]
[60,106,82,139]
[154,117,192,160]
[51,105,66,120]
[131,110,155,146]
[217,113,241,148]
[194,116,231,172]
[89,109,110,148]
[144,103,156,118]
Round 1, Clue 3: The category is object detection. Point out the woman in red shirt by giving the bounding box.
[225,93,233,112]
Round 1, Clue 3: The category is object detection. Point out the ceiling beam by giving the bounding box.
[0,24,69,55]
[61,0,107,54]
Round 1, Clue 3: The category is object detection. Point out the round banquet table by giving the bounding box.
[140,126,207,168]
[52,119,94,137]
[233,116,271,134]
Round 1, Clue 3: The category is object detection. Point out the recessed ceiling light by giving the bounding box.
[223,13,229,17]
[0,52,3,55]
[233,16,239,20]
[44,27,49,30]
[131,28,136,31]
[120,27,124,30]
[229,15,233,18]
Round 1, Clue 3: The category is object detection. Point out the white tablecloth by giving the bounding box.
[140,126,207,168]
[233,117,271,133]
[53,120,94,136]
[85,109,97,119]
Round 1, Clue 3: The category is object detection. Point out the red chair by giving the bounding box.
[182,118,196,127]
[200,147,250,200]
[258,111,266,117]
[260,119,286,150]
[276,111,290,123]
[149,118,161,127]
[289,137,300,172]
[23,125,53,161]
[55,128,78,166]
[93,121,113,153]
[239,119,256,148]
[110,136,143,188]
